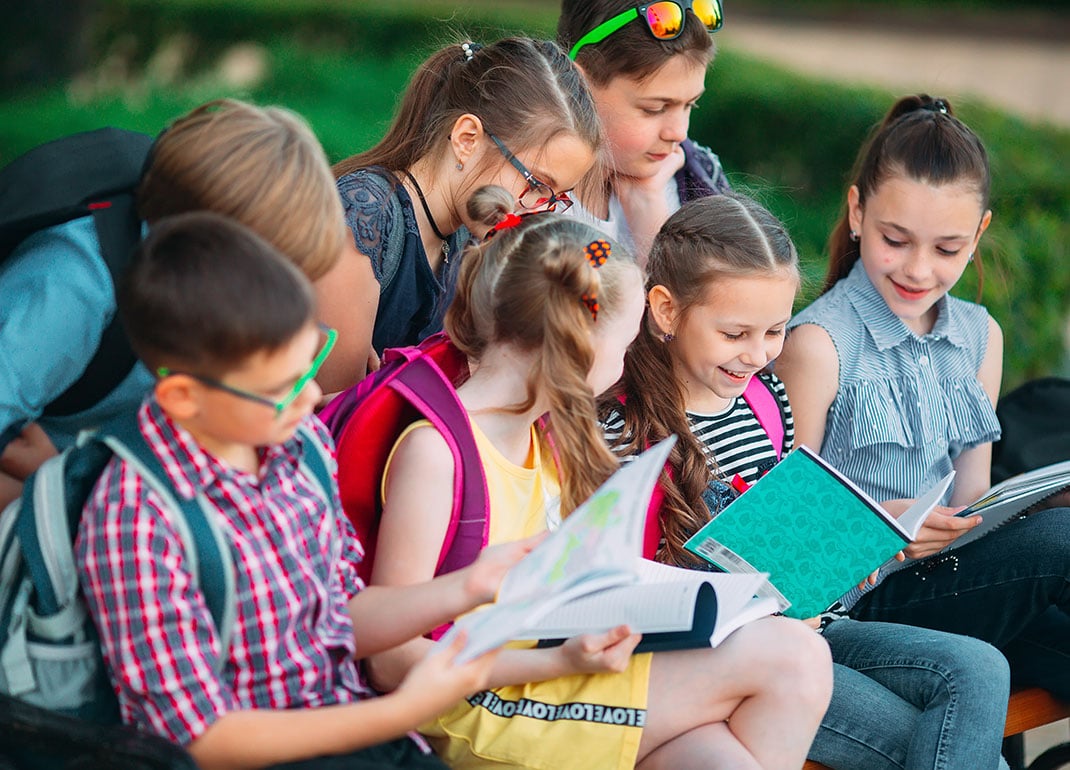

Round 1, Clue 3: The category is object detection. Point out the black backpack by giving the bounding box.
[0,127,153,418]
[991,376,1070,483]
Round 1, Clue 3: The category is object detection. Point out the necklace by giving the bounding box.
[401,170,452,264]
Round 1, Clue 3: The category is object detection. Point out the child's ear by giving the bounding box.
[647,285,677,336]
[974,209,993,246]
[449,114,485,170]
[847,185,864,235]
[155,375,202,422]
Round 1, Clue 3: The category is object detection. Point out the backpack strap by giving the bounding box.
[99,416,236,668]
[392,356,488,575]
[42,194,142,417]
[292,421,336,512]
[742,375,787,460]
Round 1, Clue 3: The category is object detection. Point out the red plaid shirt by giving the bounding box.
[76,400,371,746]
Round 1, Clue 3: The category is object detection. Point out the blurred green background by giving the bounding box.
[2,0,1067,391]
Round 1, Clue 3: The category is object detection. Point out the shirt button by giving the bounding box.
[918,355,929,366]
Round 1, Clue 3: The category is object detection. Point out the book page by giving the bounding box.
[443,437,676,663]
[892,471,955,538]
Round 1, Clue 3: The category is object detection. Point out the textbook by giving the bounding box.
[442,436,779,662]
[882,457,1070,573]
[683,445,954,620]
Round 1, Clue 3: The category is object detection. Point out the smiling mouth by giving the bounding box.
[720,367,753,382]
[892,280,930,300]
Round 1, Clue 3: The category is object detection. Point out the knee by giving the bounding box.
[759,617,834,712]
[950,637,1011,698]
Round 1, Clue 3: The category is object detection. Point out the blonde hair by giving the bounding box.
[138,99,345,281]
[447,187,640,515]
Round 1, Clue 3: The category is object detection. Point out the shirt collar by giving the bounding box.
[140,399,304,499]
[843,260,967,351]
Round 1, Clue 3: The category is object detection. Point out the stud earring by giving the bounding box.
[662,332,674,343]
[849,230,859,242]
[455,161,464,171]
[968,252,974,263]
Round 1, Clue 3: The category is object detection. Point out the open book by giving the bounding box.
[441,436,779,662]
[880,457,1070,576]
[683,445,954,619]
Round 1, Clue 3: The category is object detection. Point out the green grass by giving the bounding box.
[1,0,1067,387]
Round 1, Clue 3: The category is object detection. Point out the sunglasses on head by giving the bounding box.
[569,0,723,60]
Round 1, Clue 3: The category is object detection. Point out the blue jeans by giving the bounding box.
[850,507,1070,698]
[809,619,1010,770]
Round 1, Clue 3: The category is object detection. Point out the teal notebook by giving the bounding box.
[683,445,953,619]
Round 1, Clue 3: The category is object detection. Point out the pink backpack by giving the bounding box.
[640,375,787,558]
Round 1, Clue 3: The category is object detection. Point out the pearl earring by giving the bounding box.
[455,161,464,171]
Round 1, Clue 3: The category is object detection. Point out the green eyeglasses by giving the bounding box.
[569,0,724,60]
[157,325,337,416]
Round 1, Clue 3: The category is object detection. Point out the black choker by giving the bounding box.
[402,170,450,242]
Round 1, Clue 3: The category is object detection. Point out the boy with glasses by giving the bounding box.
[75,212,530,770]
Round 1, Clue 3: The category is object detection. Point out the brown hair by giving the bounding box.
[138,99,345,281]
[119,212,316,377]
[447,186,641,515]
[557,0,715,87]
[825,94,991,292]
[601,193,799,567]
[333,38,601,185]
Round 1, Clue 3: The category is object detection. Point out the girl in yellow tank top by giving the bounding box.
[368,190,832,770]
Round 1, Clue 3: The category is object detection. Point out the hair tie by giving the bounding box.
[580,239,610,321]
[484,212,524,240]
[461,42,482,62]
[923,98,949,115]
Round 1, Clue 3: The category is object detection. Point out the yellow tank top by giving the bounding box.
[384,416,651,770]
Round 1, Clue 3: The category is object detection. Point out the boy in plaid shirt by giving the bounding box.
[76,213,526,770]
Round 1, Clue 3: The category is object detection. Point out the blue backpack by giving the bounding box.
[0,413,239,725]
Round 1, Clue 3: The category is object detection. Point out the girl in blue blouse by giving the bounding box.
[778,94,1070,698]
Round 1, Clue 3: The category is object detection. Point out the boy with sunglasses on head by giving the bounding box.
[75,212,535,770]
[558,0,727,264]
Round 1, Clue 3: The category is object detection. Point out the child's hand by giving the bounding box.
[902,506,978,559]
[855,552,906,591]
[0,422,57,481]
[462,533,547,605]
[397,630,499,708]
[559,625,641,675]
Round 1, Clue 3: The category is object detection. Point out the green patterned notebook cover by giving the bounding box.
[684,446,909,619]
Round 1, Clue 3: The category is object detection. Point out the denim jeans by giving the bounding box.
[850,507,1070,698]
[809,619,1010,770]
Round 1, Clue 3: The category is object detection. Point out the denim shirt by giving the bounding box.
[336,168,467,352]
[788,260,1001,506]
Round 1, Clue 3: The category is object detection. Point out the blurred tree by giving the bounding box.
[1,0,98,93]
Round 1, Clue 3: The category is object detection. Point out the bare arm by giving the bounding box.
[188,632,496,770]
[776,323,840,451]
[365,426,640,693]
[948,315,1003,506]
[314,240,380,394]
[614,147,685,268]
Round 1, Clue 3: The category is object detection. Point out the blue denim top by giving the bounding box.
[788,260,1001,505]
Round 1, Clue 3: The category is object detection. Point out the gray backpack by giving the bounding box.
[0,413,238,724]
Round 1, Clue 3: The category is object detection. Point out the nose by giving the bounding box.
[902,249,933,283]
[661,110,688,145]
[740,336,771,368]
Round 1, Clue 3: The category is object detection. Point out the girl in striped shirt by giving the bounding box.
[778,94,1070,702]
[603,192,1011,770]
